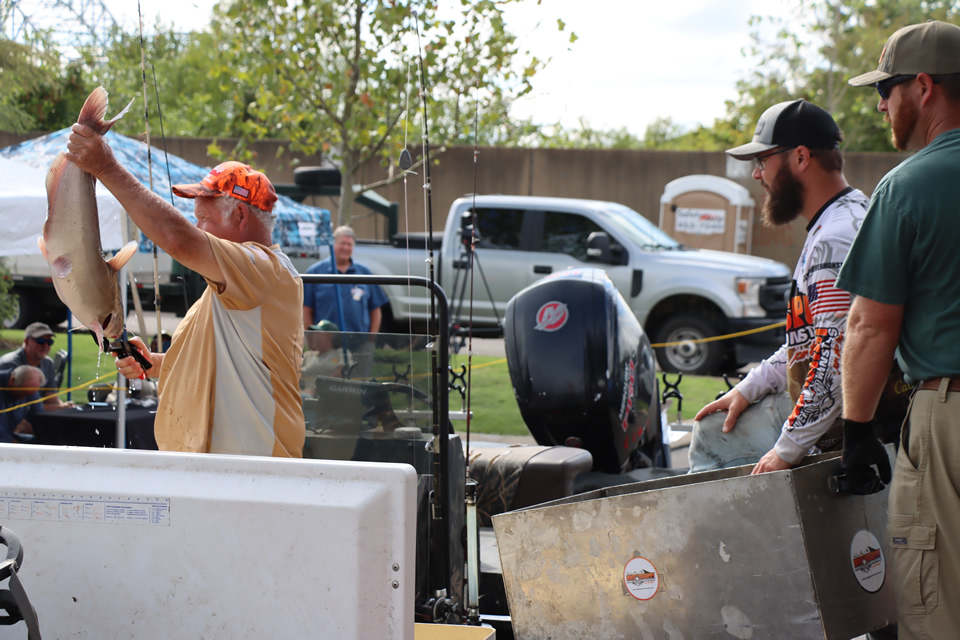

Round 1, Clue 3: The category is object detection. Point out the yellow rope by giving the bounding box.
[650,320,786,348]
[0,371,118,414]
[1,320,781,409]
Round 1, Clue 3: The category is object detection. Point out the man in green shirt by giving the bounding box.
[837,21,960,639]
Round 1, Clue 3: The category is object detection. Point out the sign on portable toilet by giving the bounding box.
[659,175,755,254]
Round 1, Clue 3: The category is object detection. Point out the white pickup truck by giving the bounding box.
[297,195,791,376]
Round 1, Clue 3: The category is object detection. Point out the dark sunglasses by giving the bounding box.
[33,337,55,346]
[875,75,916,99]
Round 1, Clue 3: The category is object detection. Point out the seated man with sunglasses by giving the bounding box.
[0,322,75,410]
[689,100,870,475]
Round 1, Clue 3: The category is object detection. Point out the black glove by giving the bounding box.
[830,419,892,495]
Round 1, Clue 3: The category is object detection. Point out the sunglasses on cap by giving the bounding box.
[33,337,54,346]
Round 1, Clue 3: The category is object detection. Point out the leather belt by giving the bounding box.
[917,377,960,392]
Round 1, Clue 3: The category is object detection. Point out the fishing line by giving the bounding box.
[399,58,417,412]
[464,74,481,467]
[136,1,164,352]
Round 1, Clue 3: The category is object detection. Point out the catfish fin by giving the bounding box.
[77,86,135,135]
[103,98,136,131]
[52,255,73,279]
[89,321,105,353]
[37,236,47,260]
[77,87,109,131]
[106,241,138,272]
[45,152,68,201]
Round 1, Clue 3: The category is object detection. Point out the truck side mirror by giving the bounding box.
[586,232,611,263]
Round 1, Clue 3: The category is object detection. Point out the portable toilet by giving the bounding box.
[659,175,755,254]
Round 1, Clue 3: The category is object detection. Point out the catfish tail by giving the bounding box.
[77,86,135,135]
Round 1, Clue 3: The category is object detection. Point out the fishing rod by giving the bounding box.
[410,8,456,624]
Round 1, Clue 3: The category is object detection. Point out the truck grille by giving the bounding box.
[759,277,791,316]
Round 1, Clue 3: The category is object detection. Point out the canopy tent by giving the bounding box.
[0,155,126,257]
[0,129,333,251]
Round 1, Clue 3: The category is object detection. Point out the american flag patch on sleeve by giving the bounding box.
[808,279,850,315]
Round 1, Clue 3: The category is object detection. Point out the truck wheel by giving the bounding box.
[1,292,31,330]
[653,314,725,376]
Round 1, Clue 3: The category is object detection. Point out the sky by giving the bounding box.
[96,0,799,138]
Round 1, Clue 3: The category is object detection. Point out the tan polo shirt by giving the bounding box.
[155,233,305,457]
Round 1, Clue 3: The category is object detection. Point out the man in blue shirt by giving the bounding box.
[0,365,45,443]
[303,226,388,334]
[303,226,388,378]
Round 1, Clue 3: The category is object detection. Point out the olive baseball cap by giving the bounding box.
[849,20,960,86]
[726,100,841,160]
[173,161,278,213]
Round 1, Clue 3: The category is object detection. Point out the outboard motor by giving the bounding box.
[504,268,664,474]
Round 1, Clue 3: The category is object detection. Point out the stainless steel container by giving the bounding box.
[493,450,895,639]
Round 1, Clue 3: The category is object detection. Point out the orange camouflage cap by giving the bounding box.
[172,161,278,213]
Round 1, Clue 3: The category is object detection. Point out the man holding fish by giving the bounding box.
[60,88,305,458]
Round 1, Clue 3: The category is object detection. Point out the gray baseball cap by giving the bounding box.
[726,100,841,160]
[849,20,960,86]
[24,322,54,340]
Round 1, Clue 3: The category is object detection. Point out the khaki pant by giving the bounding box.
[889,378,960,638]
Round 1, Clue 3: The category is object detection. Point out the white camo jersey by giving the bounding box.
[736,188,868,464]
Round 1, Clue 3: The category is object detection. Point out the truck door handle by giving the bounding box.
[534,265,552,274]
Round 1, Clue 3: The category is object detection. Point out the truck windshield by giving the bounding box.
[600,204,681,250]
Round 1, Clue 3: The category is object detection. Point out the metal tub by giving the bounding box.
[493,450,895,639]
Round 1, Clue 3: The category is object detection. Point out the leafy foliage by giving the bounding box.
[212,0,550,225]
[0,37,64,132]
[653,1,960,151]
[0,259,15,327]
[78,21,247,139]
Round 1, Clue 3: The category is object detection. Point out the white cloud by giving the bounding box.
[502,0,797,135]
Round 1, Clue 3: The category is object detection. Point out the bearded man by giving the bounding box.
[687,100,869,475]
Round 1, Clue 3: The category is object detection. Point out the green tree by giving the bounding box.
[0,259,14,328]
[79,22,246,139]
[0,37,62,132]
[15,61,89,132]
[214,0,550,226]
[721,0,960,152]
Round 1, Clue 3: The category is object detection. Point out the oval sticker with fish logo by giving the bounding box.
[535,301,568,332]
[623,557,659,601]
[850,530,885,593]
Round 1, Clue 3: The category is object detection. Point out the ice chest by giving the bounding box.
[493,450,896,639]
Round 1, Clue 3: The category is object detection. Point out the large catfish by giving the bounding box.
[40,86,136,351]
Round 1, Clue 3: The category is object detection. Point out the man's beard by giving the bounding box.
[890,95,918,151]
[761,162,805,226]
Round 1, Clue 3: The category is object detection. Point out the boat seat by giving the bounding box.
[467,445,593,527]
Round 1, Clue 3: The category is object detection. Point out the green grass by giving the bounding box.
[448,352,736,436]
[448,354,525,435]
[2,328,736,433]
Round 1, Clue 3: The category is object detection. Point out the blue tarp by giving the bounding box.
[0,129,332,252]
